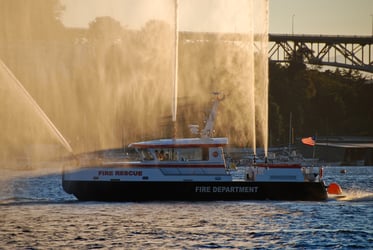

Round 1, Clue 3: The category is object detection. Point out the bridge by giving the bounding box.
[269,34,373,73]
[181,32,373,73]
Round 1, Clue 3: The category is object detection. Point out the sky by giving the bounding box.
[269,0,373,36]
[61,0,373,36]
[61,0,262,33]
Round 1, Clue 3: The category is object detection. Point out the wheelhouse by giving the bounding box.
[130,138,228,164]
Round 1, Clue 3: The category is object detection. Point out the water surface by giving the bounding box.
[1,166,372,249]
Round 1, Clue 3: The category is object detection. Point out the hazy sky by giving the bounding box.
[61,0,373,35]
[269,0,373,35]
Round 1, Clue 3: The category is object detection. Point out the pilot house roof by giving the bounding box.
[129,137,228,149]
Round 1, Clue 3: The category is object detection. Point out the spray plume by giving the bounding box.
[0,0,269,168]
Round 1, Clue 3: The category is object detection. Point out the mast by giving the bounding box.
[201,92,224,138]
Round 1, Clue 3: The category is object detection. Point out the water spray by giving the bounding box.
[247,0,256,157]
[171,0,179,137]
[0,59,74,154]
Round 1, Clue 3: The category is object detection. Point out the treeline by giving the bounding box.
[269,62,373,146]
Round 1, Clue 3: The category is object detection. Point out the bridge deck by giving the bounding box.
[270,34,373,44]
[181,32,373,73]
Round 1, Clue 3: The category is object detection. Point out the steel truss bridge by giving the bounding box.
[181,32,373,73]
[269,34,373,73]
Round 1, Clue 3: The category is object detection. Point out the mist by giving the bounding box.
[0,0,268,170]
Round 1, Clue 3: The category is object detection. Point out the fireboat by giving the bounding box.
[62,93,343,201]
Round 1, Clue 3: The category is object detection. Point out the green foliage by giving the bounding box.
[269,63,373,146]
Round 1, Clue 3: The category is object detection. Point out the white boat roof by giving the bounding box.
[129,137,228,148]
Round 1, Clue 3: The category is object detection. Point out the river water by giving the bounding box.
[1,166,372,249]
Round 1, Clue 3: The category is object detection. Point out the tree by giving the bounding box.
[87,16,123,44]
[269,62,373,145]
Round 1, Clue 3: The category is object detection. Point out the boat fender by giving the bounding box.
[327,182,343,195]
[319,167,323,178]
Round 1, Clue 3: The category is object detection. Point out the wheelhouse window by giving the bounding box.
[152,147,212,161]
[139,149,154,161]
[178,147,209,161]
[155,149,178,161]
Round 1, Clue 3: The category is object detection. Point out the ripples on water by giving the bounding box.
[1,166,372,249]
